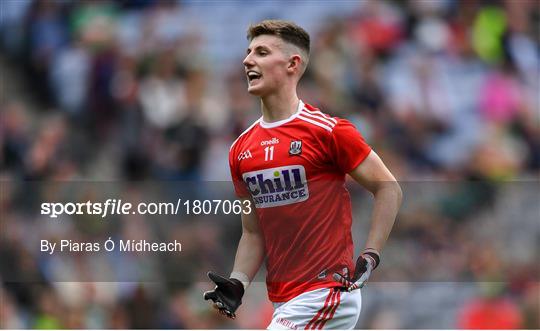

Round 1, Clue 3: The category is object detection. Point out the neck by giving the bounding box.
[260,90,299,123]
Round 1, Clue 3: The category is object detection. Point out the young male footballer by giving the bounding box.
[204,20,402,329]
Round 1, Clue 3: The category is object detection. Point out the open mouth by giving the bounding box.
[246,70,262,83]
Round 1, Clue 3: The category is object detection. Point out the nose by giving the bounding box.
[243,53,254,67]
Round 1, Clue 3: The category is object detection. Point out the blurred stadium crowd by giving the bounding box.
[1,0,539,329]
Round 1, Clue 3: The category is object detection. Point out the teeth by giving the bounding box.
[247,71,261,80]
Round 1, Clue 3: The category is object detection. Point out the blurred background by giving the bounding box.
[1,0,539,328]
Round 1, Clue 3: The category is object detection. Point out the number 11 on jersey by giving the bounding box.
[264,146,274,161]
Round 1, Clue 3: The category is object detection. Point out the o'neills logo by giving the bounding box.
[260,137,279,146]
[242,165,309,208]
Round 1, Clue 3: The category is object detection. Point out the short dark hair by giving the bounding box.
[247,20,310,56]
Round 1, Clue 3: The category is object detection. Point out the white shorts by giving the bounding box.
[268,287,362,329]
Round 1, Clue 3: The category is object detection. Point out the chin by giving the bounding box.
[247,85,266,96]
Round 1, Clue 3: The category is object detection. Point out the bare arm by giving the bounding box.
[203,199,263,317]
[349,150,402,252]
[231,199,265,284]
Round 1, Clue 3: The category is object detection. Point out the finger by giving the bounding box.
[224,310,236,319]
[207,271,230,286]
[347,281,362,291]
[218,308,235,319]
[333,273,352,287]
[212,300,229,310]
[348,275,370,291]
[211,301,235,317]
[203,290,217,301]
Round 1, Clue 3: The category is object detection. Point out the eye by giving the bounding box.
[258,50,268,56]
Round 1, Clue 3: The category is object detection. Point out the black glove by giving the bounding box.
[333,249,380,291]
[203,271,244,319]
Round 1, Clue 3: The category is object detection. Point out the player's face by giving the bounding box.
[243,35,291,96]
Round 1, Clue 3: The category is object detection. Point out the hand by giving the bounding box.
[333,249,380,291]
[203,271,245,319]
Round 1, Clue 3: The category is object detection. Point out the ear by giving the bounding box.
[287,54,302,73]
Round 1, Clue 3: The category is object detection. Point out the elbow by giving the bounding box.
[374,179,402,207]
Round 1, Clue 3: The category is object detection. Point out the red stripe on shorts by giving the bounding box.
[305,288,335,329]
[310,290,339,330]
[317,290,341,329]
[311,290,338,329]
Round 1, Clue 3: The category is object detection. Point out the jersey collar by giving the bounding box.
[259,100,304,129]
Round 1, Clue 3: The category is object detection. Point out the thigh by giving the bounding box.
[268,288,362,330]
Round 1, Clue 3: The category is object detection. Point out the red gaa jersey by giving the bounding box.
[229,100,371,302]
